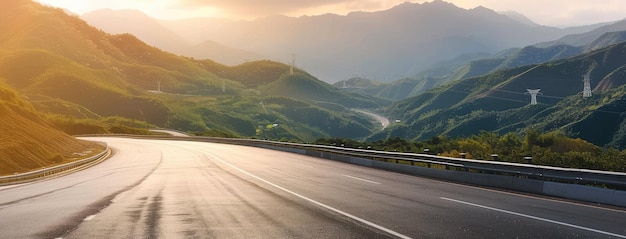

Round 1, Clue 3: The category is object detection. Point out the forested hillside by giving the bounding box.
[378,41,626,149]
[0,0,386,142]
[342,29,626,101]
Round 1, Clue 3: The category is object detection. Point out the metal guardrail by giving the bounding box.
[0,142,110,186]
[78,135,626,191]
[248,140,626,190]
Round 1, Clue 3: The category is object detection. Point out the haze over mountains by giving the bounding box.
[1,0,390,145]
[81,0,607,83]
[81,9,262,66]
[379,39,626,148]
[337,24,626,101]
[2,0,626,155]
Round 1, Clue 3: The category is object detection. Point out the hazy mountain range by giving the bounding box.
[2,0,626,151]
[0,0,389,143]
[81,0,609,83]
[376,38,626,148]
[80,9,262,65]
[334,21,626,101]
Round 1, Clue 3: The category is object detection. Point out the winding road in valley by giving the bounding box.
[0,137,624,238]
[354,109,391,129]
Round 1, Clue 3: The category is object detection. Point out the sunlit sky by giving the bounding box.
[36,0,626,27]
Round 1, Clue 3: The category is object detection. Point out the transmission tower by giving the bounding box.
[525,89,542,105]
[259,101,267,113]
[582,73,592,98]
[290,54,296,75]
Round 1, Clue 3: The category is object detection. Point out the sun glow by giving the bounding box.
[35,0,626,26]
[35,0,225,19]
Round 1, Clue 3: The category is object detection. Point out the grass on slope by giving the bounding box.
[0,83,103,175]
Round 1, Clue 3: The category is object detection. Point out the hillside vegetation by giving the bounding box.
[319,130,626,172]
[0,83,103,175]
[3,0,626,175]
[0,0,389,142]
[344,29,626,101]
[378,41,626,149]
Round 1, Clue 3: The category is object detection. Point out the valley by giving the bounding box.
[1,1,626,238]
[0,0,625,175]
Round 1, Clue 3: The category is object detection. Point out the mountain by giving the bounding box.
[82,9,262,65]
[536,19,626,47]
[375,41,626,149]
[0,82,103,175]
[0,0,388,142]
[434,30,626,87]
[357,29,626,101]
[81,9,189,53]
[87,1,599,84]
[586,31,626,51]
[181,40,263,65]
[499,11,538,27]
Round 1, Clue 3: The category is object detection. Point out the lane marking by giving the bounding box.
[443,179,626,214]
[343,175,381,185]
[111,190,129,203]
[440,197,626,238]
[83,214,97,221]
[205,151,411,239]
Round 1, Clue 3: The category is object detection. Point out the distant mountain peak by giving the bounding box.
[388,0,460,12]
[471,5,494,13]
[423,0,461,9]
[499,11,539,27]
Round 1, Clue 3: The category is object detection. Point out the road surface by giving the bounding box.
[149,129,190,137]
[0,137,624,238]
[354,109,390,129]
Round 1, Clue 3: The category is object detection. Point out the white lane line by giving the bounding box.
[440,197,626,238]
[343,175,381,185]
[111,190,129,203]
[83,214,97,221]
[208,152,411,239]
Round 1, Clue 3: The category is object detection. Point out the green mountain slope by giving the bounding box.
[0,82,103,175]
[0,0,385,141]
[353,30,626,102]
[379,41,626,148]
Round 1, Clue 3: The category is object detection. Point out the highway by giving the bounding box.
[0,137,625,238]
[353,109,390,129]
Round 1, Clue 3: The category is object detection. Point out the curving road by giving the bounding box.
[0,137,625,238]
[353,109,390,129]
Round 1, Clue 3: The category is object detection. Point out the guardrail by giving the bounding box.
[0,142,110,186]
[181,136,626,207]
[74,135,626,207]
[80,135,626,191]
[239,139,626,190]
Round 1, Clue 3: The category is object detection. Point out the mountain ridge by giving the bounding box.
[377,40,626,149]
[0,0,387,142]
[81,1,605,83]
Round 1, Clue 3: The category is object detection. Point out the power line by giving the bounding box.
[442,82,626,115]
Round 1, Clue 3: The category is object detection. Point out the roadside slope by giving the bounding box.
[0,83,103,175]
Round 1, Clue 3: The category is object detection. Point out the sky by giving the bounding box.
[36,0,626,27]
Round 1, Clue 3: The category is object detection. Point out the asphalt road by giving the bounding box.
[353,109,390,129]
[1,137,625,239]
